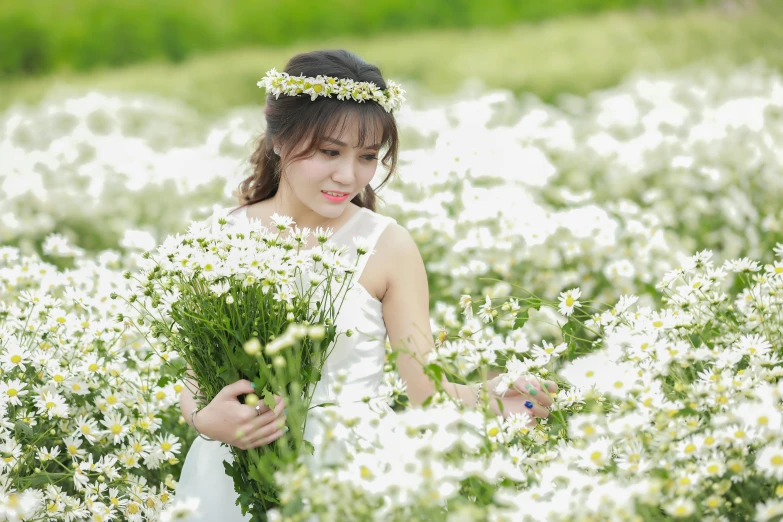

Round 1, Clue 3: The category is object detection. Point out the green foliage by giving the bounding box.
[0,0,719,78]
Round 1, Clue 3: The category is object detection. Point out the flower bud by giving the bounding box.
[244,338,262,356]
[245,393,260,406]
[308,325,326,340]
[273,355,286,369]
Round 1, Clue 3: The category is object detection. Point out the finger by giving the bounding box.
[511,379,554,408]
[246,393,281,418]
[540,378,559,395]
[249,428,286,449]
[503,394,550,420]
[247,399,286,432]
[245,418,283,445]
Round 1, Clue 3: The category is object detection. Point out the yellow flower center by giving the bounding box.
[7,389,17,397]
[111,424,122,435]
[11,355,22,364]
[161,442,171,451]
[488,427,499,437]
[565,297,574,307]
[684,444,696,454]
[771,455,783,467]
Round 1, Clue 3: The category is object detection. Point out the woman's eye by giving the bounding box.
[321,149,377,161]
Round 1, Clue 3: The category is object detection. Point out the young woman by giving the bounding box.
[174,49,559,520]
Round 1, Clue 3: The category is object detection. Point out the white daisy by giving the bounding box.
[0,378,28,407]
[557,287,582,316]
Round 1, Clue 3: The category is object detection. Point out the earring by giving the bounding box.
[273,147,281,155]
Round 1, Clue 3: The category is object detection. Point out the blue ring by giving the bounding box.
[524,401,534,409]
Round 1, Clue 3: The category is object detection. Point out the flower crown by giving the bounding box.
[257,68,405,113]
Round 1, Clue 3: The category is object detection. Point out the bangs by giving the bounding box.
[306,99,393,151]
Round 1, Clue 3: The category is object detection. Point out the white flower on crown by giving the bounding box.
[257,68,406,113]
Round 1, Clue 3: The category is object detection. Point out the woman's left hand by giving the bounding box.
[484,374,559,426]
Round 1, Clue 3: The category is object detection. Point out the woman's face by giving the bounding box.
[280,115,381,218]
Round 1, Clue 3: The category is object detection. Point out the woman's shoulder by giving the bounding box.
[198,205,246,233]
[374,216,418,275]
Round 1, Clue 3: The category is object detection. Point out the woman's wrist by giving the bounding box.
[191,406,215,441]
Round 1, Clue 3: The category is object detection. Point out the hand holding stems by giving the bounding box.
[483,374,559,427]
[194,379,288,450]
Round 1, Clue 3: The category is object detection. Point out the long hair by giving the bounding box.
[232,49,399,216]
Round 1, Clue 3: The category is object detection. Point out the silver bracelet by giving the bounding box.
[475,382,484,406]
[190,407,215,441]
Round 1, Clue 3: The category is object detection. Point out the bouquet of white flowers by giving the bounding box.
[121,211,368,518]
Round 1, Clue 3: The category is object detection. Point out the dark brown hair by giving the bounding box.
[232,49,399,215]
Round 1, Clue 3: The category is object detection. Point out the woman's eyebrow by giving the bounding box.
[323,137,381,150]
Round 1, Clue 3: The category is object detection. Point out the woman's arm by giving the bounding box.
[179,364,201,428]
[380,225,558,422]
[380,224,479,407]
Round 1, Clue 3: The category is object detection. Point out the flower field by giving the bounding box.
[1,62,783,521]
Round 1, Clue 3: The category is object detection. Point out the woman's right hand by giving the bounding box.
[195,379,287,450]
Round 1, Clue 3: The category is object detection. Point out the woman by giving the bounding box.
[174,49,558,520]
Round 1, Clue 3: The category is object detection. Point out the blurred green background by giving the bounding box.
[0,0,781,112]
[0,0,718,77]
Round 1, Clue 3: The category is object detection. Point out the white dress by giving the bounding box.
[170,205,398,521]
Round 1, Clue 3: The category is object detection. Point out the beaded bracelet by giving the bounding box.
[475,382,484,407]
[190,407,215,441]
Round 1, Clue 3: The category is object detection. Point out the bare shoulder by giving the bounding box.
[375,221,425,298]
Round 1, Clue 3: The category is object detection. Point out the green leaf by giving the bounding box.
[14,420,34,438]
[514,309,530,329]
[263,389,276,410]
[302,440,315,456]
[425,363,443,383]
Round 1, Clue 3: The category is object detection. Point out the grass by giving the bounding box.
[0,1,781,114]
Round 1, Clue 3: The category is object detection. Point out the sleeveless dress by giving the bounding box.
[170,205,398,521]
